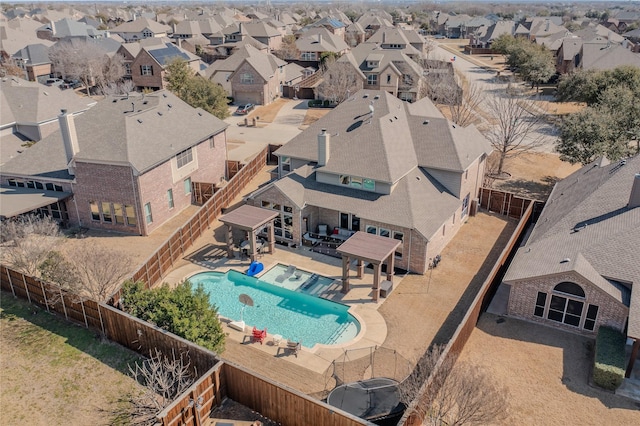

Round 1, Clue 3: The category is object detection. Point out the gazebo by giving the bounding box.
[218,205,279,262]
[337,232,401,302]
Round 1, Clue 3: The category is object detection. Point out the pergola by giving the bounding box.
[218,205,279,262]
[337,232,401,302]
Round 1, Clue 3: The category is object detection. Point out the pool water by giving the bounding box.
[189,270,360,348]
[258,263,338,295]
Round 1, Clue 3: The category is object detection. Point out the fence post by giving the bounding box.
[22,274,31,304]
[60,289,68,320]
[39,280,50,312]
[6,267,16,297]
[80,300,89,328]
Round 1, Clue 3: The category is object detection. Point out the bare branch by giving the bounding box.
[317,58,364,105]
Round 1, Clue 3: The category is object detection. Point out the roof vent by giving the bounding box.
[198,112,202,116]
[112,99,117,103]
[374,95,380,99]
[163,93,167,98]
[158,111,163,116]
[137,119,143,123]
[560,258,571,264]
[143,100,148,105]
[423,120,430,125]
[168,104,172,108]
[43,91,48,96]
[363,94,369,98]
[452,124,456,128]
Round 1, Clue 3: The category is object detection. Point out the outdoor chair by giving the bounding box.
[251,326,267,344]
[275,265,297,283]
[285,340,301,357]
[317,224,329,238]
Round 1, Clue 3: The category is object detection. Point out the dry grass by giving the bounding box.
[247,98,288,123]
[301,108,331,127]
[535,100,587,115]
[457,314,640,425]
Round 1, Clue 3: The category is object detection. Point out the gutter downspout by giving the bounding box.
[130,167,143,236]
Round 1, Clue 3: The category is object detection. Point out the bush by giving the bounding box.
[308,99,323,107]
[593,326,626,390]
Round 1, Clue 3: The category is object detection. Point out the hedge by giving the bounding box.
[593,326,626,390]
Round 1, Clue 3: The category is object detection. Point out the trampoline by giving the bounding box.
[326,377,404,422]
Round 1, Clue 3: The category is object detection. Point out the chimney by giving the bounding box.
[545,19,549,31]
[629,173,640,208]
[318,33,323,44]
[239,22,243,34]
[317,128,330,166]
[382,32,386,44]
[58,109,79,175]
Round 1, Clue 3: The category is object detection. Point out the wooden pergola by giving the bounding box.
[337,232,401,302]
[219,205,279,262]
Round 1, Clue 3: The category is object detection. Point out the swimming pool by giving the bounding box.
[189,270,360,348]
[258,263,337,295]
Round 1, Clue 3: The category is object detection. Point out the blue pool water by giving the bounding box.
[258,263,337,295]
[189,270,360,348]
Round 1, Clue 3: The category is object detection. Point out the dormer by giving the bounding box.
[366,53,383,69]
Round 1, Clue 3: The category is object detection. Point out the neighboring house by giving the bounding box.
[305,16,347,38]
[243,22,283,51]
[36,17,107,41]
[469,21,516,49]
[336,42,426,103]
[0,91,228,234]
[0,17,54,59]
[515,18,566,41]
[203,44,286,105]
[172,18,223,42]
[295,28,350,62]
[111,17,170,42]
[366,28,426,60]
[356,13,394,40]
[555,36,583,74]
[245,90,491,274]
[130,39,201,91]
[501,155,640,353]
[443,14,472,39]
[579,40,640,71]
[11,43,51,82]
[0,77,95,166]
[345,22,366,47]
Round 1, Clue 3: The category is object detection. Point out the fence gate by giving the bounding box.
[192,182,216,205]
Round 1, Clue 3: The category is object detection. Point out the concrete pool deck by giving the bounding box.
[164,243,392,375]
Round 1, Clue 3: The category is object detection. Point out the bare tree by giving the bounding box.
[424,38,438,59]
[435,72,484,127]
[49,40,125,96]
[0,215,62,276]
[483,94,548,176]
[273,34,300,60]
[115,349,195,426]
[400,345,508,426]
[316,58,364,104]
[100,79,135,96]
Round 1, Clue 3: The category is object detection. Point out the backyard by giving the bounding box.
[456,313,640,425]
[0,295,142,425]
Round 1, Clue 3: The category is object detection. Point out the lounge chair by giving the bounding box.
[251,326,267,344]
[317,224,329,237]
[275,265,297,283]
[286,340,301,357]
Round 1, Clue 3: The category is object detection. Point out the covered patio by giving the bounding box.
[219,205,279,262]
[0,185,71,220]
[337,232,401,302]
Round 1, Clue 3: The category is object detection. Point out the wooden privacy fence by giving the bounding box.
[479,187,533,219]
[128,147,268,293]
[399,201,535,425]
[222,362,372,426]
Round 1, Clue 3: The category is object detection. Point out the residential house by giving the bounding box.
[555,36,583,74]
[336,42,426,103]
[515,18,566,41]
[295,28,350,63]
[0,17,54,59]
[356,13,394,40]
[111,17,170,43]
[578,41,640,71]
[203,44,285,105]
[36,17,107,41]
[243,22,283,51]
[305,16,347,39]
[0,91,228,234]
[366,28,426,60]
[345,22,366,48]
[443,14,472,39]
[245,90,491,274]
[0,77,95,163]
[11,43,51,82]
[469,21,516,49]
[501,156,640,362]
[130,39,201,91]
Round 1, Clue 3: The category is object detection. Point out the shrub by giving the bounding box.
[308,99,323,107]
[593,326,626,390]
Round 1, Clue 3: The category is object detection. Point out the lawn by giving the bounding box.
[0,294,142,425]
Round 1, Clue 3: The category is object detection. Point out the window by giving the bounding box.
[125,63,131,75]
[240,72,254,84]
[7,179,18,187]
[548,295,583,327]
[184,177,192,195]
[393,231,404,258]
[366,225,377,234]
[261,200,271,208]
[301,52,316,61]
[35,181,43,190]
[27,181,35,189]
[340,212,349,229]
[167,189,174,209]
[554,282,585,298]
[140,65,153,76]
[340,175,350,185]
[125,205,137,227]
[176,147,193,169]
[461,193,470,217]
[113,203,125,225]
[367,74,377,85]
[54,184,63,192]
[534,292,547,317]
[350,176,363,188]
[281,156,291,172]
[45,183,54,191]
[379,228,390,238]
[363,179,375,191]
[90,201,100,221]
[584,304,599,331]
[386,74,391,84]
[351,215,360,231]
[209,137,215,149]
[142,30,153,38]
[100,202,112,222]
[144,202,153,224]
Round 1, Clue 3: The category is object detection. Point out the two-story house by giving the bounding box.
[11,43,52,82]
[366,28,426,60]
[244,90,492,274]
[295,28,350,63]
[0,91,228,235]
[111,17,170,43]
[130,39,201,91]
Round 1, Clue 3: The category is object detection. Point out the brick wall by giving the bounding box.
[27,63,51,81]
[507,272,629,335]
[231,61,268,105]
[131,49,164,90]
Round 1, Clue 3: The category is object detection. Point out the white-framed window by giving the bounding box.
[140,65,153,76]
[386,74,391,84]
[367,74,377,85]
[184,177,192,195]
[101,202,112,223]
[113,203,125,225]
[176,147,193,169]
[301,52,316,61]
[547,282,586,327]
[366,225,377,234]
[461,193,470,217]
[281,156,291,172]
[393,231,404,259]
[167,189,174,209]
[367,61,378,68]
[144,202,153,224]
[363,178,375,191]
[142,30,153,38]
[125,205,137,227]
[125,63,131,75]
[339,175,375,191]
[90,201,100,221]
[379,228,390,238]
[240,72,254,84]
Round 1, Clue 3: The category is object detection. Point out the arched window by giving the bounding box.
[554,282,585,298]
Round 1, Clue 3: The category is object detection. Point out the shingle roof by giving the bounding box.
[0,91,228,178]
[244,22,280,38]
[581,42,640,70]
[203,44,282,80]
[296,28,349,53]
[12,43,50,65]
[111,17,170,34]
[503,155,640,337]
[146,42,198,66]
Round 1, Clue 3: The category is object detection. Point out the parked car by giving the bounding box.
[45,78,64,87]
[235,104,255,115]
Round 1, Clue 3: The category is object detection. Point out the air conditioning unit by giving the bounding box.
[469,198,480,217]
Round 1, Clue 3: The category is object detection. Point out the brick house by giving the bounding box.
[130,39,201,91]
[110,17,170,43]
[502,155,640,343]
[244,90,491,274]
[11,43,52,82]
[0,91,228,235]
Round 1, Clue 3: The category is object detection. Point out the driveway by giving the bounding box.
[224,99,307,162]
